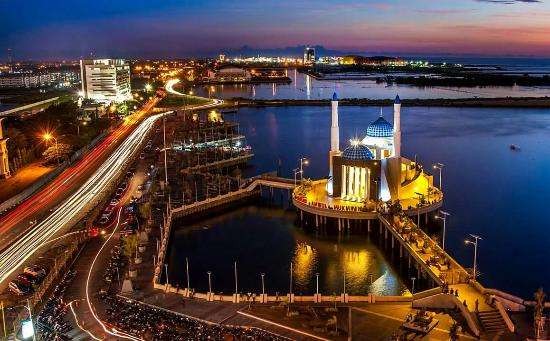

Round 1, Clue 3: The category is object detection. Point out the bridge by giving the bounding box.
[0,97,61,117]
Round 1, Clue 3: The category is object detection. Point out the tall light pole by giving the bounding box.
[435,210,451,251]
[261,273,265,296]
[316,273,320,296]
[293,168,300,186]
[299,157,309,182]
[164,263,169,292]
[207,271,213,294]
[411,277,416,294]
[433,163,444,190]
[414,192,423,227]
[465,234,482,281]
[234,261,238,296]
[185,257,190,295]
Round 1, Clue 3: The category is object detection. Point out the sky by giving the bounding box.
[1,0,550,60]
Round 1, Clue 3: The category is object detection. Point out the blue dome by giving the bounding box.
[342,144,374,161]
[366,116,393,138]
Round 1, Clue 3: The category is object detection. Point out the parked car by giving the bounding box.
[24,265,46,278]
[9,281,31,296]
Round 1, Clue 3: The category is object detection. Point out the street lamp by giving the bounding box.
[435,210,451,251]
[207,271,213,294]
[145,83,153,92]
[433,163,444,190]
[299,157,309,181]
[411,277,416,295]
[414,192,423,227]
[465,234,482,281]
[260,273,266,296]
[42,132,60,166]
[293,168,301,186]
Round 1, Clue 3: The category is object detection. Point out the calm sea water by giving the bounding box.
[191,68,550,100]
[224,105,549,298]
[167,206,408,296]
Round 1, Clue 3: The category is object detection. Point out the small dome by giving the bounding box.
[366,116,393,138]
[394,94,401,104]
[342,144,374,161]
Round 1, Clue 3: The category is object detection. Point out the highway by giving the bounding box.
[0,88,221,284]
[0,97,159,246]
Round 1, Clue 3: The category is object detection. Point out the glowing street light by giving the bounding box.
[465,234,482,281]
[435,210,451,250]
[433,162,444,190]
[144,83,153,92]
[299,157,309,181]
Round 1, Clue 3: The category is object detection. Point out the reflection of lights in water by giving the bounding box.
[252,85,256,98]
[305,75,311,99]
[292,242,317,289]
[272,83,276,97]
[294,69,297,88]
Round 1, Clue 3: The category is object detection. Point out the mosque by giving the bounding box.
[294,93,442,219]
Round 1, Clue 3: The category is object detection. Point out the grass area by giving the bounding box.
[158,94,211,108]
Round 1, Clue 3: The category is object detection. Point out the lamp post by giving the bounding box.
[293,168,301,186]
[164,264,169,292]
[433,163,444,190]
[465,234,482,281]
[185,257,190,295]
[299,157,309,182]
[261,273,266,296]
[207,271,213,293]
[411,277,416,294]
[316,273,320,296]
[435,210,451,251]
[414,192,423,227]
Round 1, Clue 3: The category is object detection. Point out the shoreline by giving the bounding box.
[228,96,550,108]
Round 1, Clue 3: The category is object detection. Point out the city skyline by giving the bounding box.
[2,0,550,60]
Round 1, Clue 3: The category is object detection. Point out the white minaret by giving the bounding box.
[327,92,340,196]
[393,94,401,158]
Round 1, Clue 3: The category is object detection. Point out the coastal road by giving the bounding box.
[0,97,160,247]
[0,94,222,285]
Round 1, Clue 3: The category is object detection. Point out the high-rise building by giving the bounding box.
[303,47,315,65]
[80,59,131,103]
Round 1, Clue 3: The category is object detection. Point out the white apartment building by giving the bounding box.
[80,59,131,103]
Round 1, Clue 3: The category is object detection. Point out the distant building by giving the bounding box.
[80,59,131,103]
[206,66,251,83]
[0,72,62,88]
[303,47,315,65]
[341,55,406,67]
[218,54,226,63]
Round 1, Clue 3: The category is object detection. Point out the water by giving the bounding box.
[167,206,408,296]
[168,105,550,298]
[191,69,550,100]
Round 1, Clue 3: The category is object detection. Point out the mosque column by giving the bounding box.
[354,167,360,200]
[341,165,347,197]
[348,166,354,198]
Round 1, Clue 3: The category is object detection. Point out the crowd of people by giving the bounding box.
[100,293,287,340]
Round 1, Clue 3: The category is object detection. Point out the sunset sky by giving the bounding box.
[1,0,549,59]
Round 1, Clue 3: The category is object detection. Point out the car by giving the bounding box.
[24,265,46,278]
[9,281,31,296]
[115,188,125,198]
[18,273,41,286]
[98,217,110,226]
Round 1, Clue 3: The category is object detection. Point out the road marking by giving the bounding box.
[237,310,331,341]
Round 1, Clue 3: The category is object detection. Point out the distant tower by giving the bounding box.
[0,118,11,179]
[303,46,315,65]
[327,92,340,196]
[393,94,401,157]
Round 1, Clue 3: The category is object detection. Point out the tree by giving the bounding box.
[42,142,71,164]
[139,202,151,221]
[123,234,139,261]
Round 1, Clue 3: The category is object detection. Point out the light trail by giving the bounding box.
[68,299,102,341]
[165,79,224,107]
[0,111,172,284]
[86,207,141,341]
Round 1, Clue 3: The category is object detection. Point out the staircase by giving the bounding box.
[477,310,508,333]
